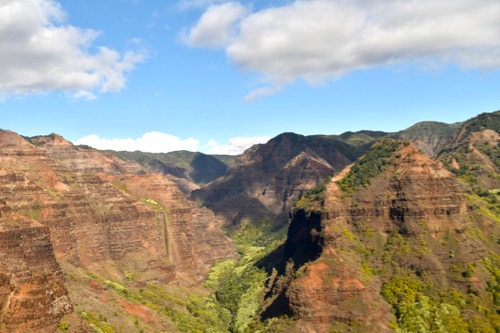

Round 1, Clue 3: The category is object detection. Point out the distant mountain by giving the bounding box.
[392,121,462,157]
[102,150,234,195]
[191,131,385,226]
[438,110,500,190]
[337,130,387,147]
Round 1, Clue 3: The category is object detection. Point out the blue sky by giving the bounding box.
[1,0,499,154]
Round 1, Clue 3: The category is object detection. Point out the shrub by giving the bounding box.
[57,321,70,331]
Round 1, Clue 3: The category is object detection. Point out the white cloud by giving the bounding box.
[75,132,270,155]
[74,132,200,153]
[72,90,97,101]
[181,2,248,48]
[204,136,271,155]
[185,0,500,99]
[0,0,146,98]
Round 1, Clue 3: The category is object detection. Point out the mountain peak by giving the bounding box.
[26,133,74,147]
[0,129,34,148]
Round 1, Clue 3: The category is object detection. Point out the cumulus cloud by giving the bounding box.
[75,132,200,153]
[0,0,146,98]
[181,2,248,48]
[204,136,271,155]
[75,132,270,155]
[184,0,500,99]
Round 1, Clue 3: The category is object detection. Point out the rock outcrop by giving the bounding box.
[0,215,72,333]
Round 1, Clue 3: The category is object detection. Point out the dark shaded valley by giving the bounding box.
[0,111,498,333]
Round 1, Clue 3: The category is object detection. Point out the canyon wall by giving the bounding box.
[0,130,237,331]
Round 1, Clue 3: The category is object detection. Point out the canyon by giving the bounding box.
[0,110,498,332]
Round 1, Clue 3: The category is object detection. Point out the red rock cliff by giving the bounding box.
[0,214,72,333]
[0,130,237,331]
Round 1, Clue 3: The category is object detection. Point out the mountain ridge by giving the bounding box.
[254,111,499,332]
[0,110,497,332]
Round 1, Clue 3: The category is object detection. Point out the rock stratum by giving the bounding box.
[0,131,236,332]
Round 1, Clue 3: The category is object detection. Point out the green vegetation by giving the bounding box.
[57,321,70,331]
[20,207,41,221]
[393,121,461,156]
[103,280,129,294]
[77,272,231,333]
[19,198,42,221]
[378,238,499,333]
[69,219,288,333]
[475,141,500,169]
[440,111,499,197]
[466,192,500,223]
[244,316,296,332]
[211,154,238,167]
[445,143,499,192]
[207,219,288,332]
[77,306,118,333]
[462,111,500,134]
[337,138,403,193]
[381,276,425,308]
[105,150,195,169]
[216,265,267,331]
[229,218,288,254]
[484,256,500,307]
[135,284,230,333]
[294,178,330,210]
[23,135,48,146]
[380,274,495,333]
